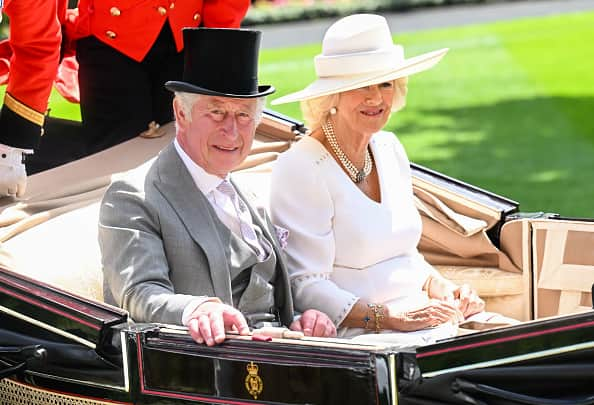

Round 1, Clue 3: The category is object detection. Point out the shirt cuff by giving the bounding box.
[0,96,44,149]
[181,296,223,326]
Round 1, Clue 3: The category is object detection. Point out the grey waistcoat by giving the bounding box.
[212,214,279,327]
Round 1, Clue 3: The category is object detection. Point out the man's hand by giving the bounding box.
[186,301,250,346]
[0,144,29,197]
[290,309,337,337]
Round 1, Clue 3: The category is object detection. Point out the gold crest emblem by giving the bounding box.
[244,361,263,399]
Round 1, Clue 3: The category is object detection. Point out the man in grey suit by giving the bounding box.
[99,28,336,346]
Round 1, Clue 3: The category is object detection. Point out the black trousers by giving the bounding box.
[76,22,183,155]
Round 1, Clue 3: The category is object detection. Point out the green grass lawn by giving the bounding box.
[2,11,593,217]
[260,11,594,218]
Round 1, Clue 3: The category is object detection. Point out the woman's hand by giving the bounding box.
[453,284,485,318]
[424,275,457,301]
[425,275,485,319]
[386,299,460,332]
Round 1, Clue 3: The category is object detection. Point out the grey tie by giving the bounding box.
[217,180,267,261]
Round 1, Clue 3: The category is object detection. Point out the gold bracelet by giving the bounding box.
[367,303,385,333]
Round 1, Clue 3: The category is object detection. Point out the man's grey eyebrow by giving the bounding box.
[205,103,256,112]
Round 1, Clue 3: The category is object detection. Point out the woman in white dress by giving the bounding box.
[269,14,486,344]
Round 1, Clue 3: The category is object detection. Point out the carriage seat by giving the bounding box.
[434,265,525,321]
[1,202,105,302]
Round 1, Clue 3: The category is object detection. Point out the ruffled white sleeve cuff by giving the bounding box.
[292,273,358,326]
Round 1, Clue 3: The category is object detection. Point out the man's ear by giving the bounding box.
[173,97,188,129]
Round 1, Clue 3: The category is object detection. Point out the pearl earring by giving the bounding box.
[330,107,337,115]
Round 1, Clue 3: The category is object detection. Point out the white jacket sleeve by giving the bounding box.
[270,149,358,326]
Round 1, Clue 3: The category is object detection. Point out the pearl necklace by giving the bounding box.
[321,120,372,183]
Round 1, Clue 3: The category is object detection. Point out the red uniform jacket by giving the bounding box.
[71,0,251,62]
[0,0,68,149]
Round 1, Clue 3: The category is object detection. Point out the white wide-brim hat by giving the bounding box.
[271,14,448,105]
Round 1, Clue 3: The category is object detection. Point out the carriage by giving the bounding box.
[1,110,593,404]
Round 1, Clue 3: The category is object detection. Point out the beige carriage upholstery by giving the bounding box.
[531,219,594,318]
[413,184,529,321]
[0,117,554,323]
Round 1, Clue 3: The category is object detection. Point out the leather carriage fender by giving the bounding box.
[0,345,47,380]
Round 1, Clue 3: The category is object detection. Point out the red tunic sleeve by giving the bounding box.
[0,0,64,149]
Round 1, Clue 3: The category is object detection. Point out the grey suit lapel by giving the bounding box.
[153,144,233,304]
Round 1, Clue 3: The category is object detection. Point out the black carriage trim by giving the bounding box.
[0,267,127,347]
[415,311,594,377]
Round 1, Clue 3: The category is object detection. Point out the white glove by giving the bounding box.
[0,144,31,198]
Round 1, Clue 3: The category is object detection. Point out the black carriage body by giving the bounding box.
[0,263,396,404]
[2,268,594,405]
[130,326,394,404]
[399,312,594,404]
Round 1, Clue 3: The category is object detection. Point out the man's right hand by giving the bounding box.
[186,301,250,346]
[0,144,28,197]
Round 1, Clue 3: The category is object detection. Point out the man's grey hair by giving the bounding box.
[174,92,266,126]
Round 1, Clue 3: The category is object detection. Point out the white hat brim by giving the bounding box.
[271,48,448,105]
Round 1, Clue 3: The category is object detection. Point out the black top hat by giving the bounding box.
[165,28,274,98]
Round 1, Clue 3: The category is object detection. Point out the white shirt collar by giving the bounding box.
[173,138,228,195]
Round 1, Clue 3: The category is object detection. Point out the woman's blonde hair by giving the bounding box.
[300,77,408,131]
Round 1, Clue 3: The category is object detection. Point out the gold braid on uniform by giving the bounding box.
[4,93,45,127]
